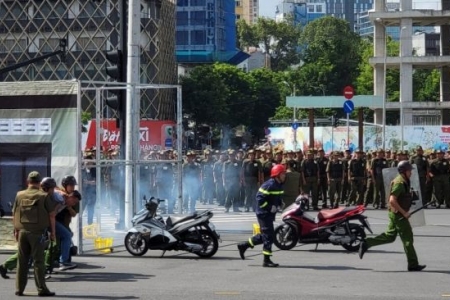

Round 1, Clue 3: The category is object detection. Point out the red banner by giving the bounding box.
[85,120,175,152]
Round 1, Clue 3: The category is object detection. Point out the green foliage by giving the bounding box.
[236,17,302,71]
[81,111,91,133]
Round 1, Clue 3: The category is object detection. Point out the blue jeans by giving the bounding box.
[55,221,72,264]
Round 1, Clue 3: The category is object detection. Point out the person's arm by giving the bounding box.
[389,194,410,219]
[49,210,56,240]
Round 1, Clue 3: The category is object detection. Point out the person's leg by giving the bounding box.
[55,222,72,265]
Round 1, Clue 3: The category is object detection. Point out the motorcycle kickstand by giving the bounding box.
[314,243,319,251]
[160,250,166,258]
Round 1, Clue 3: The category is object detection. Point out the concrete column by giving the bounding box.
[440,15,450,124]
[400,19,413,125]
[400,0,412,11]
[373,22,386,125]
[374,0,386,12]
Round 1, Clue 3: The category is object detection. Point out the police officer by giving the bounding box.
[359,161,426,272]
[385,149,393,166]
[348,149,367,205]
[370,149,389,209]
[316,148,329,208]
[201,150,215,205]
[237,164,286,267]
[223,150,242,213]
[410,146,429,205]
[429,149,450,208]
[155,151,174,213]
[241,150,262,212]
[392,151,406,167]
[326,151,345,208]
[183,151,202,213]
[282,160,301,207]
[262,150,276,181]
[13,171,56,296]
[364,151,374,207]
[341,149,352,203]
[301,150,319,210]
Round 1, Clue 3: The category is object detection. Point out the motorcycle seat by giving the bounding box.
[317,206,355,221]
[166,212,198,227]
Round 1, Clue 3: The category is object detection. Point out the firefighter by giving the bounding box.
[237,164,286,267]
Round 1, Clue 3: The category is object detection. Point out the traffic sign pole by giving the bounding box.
[347,113,350,147]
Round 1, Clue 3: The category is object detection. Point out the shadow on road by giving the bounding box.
[49,271,154,283]
[247,264,372,271]
[374,269,450,275]
[44,295,139,300]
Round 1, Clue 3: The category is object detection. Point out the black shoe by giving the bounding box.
[15,291,24,296]
[38,291,55,297]
[408,264,426,272]
[263,256,279,268]
[237,242,250,260]
[358,240,368,259]
[0,265,9,279]
[322,204,328,209]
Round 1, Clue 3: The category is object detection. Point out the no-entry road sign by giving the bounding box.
[343,86,354,100]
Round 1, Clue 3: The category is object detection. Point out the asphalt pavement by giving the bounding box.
[1,207,450,299]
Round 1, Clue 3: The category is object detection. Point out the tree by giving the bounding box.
[180,65,230,126]
[237,18,302,71]
[413,69,440,102]
[300,16,363,96]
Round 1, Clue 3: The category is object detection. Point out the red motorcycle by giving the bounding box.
[274,195,372,252]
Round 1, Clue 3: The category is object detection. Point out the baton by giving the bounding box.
[399,199,436,220]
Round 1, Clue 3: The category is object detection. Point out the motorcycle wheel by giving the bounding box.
[124,232,149,256]
[341,223,366,252]
[274,223,298,250]
[194,230,219,258]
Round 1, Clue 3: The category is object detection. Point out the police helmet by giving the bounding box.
[397,160,413,173]
[62,175,77,187]
[40,177,57,190]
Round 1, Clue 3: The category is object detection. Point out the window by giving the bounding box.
[78,1,106,18]
[39,38,59,52]
[191,30,206,45]
[77,37,105,51]
[236,1,241,7]
[177,0,189,6]
[316,5,322,13]
[0,39,27,53]
[307,5,314,12]
[236,14,241,19]
[177,11,189,26]
[191,11,206,25]
[191,0,206,6]
[176,31,189,45]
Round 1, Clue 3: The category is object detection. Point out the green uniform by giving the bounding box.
[364,158,374,206]
[327,159,344,207]
[429,158,450,207]
[241,158,262,210]
[301,159,319,208]
[213,160,226,206]
[316,156,329,207]
[282,170,301,207]
[13,186,56,295]
[365,174,421,269]
[223,159,241,210]
[410,154,429,204]
[340,157,351,203]
[348,158,366,205]
[371,157,388,208]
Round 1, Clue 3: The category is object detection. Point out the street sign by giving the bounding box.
[292,122,299,130]
[343,86,354,100]
[343,100,354,114]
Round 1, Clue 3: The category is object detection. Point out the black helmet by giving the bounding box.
[62,175,77,187]
[397,160,413,173]
[40,177,57,190]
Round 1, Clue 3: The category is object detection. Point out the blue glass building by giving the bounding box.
[176,0,248,64]
[275,1,326,27]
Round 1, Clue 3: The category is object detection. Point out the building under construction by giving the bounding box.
[0,0,177,120]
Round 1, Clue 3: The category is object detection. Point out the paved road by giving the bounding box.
[1,206,449,299]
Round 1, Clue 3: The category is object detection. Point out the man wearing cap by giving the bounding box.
[223,150,242,212]
[262,150,276,182]
[370,149,389,209]
[363,151,375,207]
[301,150,319,210]
[13,171,57,296]
[241,150,262,212]
[410,146,430,205]
[392,151,406,168]
[201,150,215,205]
[294,150,304,192]
[213,151,228,206]
[341,149,352,203]
[385,149,393,167]
[316,148,329,208]
[327,152,345,208]
[429,149,450,208]
[348,149,367,205]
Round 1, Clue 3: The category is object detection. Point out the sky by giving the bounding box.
[259,0,441,18]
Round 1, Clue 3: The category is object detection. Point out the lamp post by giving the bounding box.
[399,26,407,151]
[375,18,387,149]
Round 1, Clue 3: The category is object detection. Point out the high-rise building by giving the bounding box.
[275,0,325,26]
[176,0,248,64]
[0,0,177,119]
[326,0,374,30]
[236,0,259,24]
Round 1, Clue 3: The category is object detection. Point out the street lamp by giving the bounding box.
[399,26,407,151]
[375,18,387,149]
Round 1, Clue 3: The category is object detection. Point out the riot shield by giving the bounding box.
[382,165,426,227]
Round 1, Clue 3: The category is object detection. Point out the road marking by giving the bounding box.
[442,294,450,297]
[214,291,241,296]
